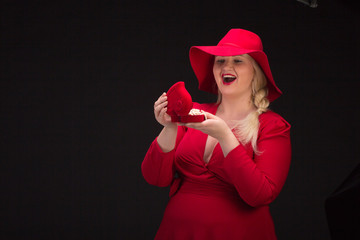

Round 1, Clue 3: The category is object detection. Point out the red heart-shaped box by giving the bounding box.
[166,82,205,123]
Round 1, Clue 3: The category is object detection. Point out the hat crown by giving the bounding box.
[218,29,263,51]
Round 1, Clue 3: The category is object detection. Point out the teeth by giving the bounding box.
[223,74,235,77]
[222,74,236,83]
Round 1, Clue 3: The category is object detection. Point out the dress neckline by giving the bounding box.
[202,103,221,166]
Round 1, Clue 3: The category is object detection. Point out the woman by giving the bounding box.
[142,29,291,240]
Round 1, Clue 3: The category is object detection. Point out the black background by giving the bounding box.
[1,0,359,239]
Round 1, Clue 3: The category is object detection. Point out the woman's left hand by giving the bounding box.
[183,112,240,156]
[182,112,232,141]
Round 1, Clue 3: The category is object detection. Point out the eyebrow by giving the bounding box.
[215,55,246,58]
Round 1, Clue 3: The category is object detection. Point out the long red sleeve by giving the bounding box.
[221,112,291,207]
[141,126,187,187]
[142,104,291,208]
[143,103,291,239]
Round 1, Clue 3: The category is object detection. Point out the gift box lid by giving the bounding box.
[166,81,193,117]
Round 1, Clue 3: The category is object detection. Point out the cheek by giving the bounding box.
[213,66,221,80]
[212,65,218,74]
[239,65,254,82]
[246,71,255,82]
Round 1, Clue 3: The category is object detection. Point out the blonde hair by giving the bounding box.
[216,55,269,154]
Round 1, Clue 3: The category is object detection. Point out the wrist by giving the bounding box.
[158,124,178,152]
[218,127,235,142]
[163,122,177,130]
[218,129,239,157]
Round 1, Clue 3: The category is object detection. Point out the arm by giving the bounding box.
[142,125,186,187]
[157,124,178,152]
[222,116,291,207]
[141,93,186,187]
[184,111,291,207]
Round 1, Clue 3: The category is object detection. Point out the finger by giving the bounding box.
[159,106,167,119]
[154,93,167,107]
[154,101,168,114]
[184,122,204,130]
[204,112,216,119]
[163,111,172,122]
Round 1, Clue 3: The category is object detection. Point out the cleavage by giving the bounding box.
[203,135,218,164]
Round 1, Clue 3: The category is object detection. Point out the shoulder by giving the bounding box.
[259,110,290,127]
[258,110,291,138]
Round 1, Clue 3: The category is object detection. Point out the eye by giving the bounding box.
[215,58,225,64]
[234,59,243,63]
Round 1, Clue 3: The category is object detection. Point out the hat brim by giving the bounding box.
[189,46,282,102]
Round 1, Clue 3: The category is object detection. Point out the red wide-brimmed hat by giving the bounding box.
[189,29,282,102]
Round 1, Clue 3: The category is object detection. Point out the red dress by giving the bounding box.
[142,103,291,240]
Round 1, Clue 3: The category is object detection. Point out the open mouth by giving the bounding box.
[222,74,237,85]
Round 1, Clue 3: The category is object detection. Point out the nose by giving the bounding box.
[223,60,234,70]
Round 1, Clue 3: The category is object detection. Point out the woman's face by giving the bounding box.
[213,54,254,99]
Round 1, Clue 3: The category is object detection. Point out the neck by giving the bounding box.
[217,94,255,120]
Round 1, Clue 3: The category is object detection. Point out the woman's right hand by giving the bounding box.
[154,93,176,128]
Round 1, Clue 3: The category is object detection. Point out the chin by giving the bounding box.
[219,89,252,100]
[218,89,237,97]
